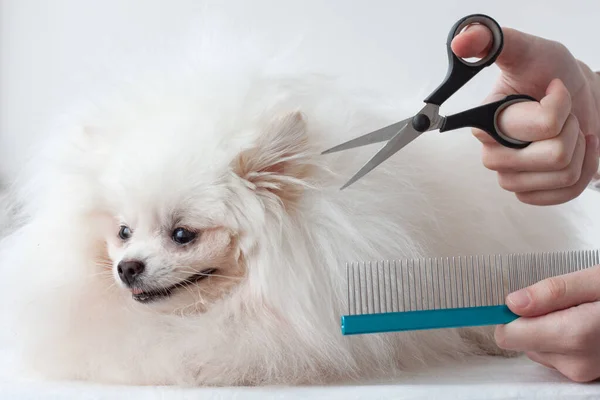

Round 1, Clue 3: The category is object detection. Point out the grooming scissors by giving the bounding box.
[322,14,535,190]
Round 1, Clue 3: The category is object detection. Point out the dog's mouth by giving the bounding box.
[131,268,216,303]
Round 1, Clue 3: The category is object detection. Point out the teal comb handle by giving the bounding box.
[341,305,518,335]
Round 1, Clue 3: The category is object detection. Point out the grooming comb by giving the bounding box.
[341,249,599,335]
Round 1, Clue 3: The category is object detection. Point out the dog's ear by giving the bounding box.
[232,111,313,206]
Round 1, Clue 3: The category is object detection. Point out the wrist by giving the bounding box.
[577,59,599,92]
[577,60,600,133]
[593,70,600,179]
[588,67,600,116]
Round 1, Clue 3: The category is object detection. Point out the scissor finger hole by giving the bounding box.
[452,15,502,67]
[456,23,491,64]
[493,98,532,147]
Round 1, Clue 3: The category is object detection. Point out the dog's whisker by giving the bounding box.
[174,281,204,305]
[174,267,200,272]
[172,285,206,315]
[206,273,241,280]
[178,270,240,281]
[99,281,118,296]
[94,261,113,266]
[88,270,115,279]
[93,262,114,270]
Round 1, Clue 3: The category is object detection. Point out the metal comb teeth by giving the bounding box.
[342,249,600,335]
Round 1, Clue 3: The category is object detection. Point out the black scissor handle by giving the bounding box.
[439,94,535,149]
[424,14,504,107]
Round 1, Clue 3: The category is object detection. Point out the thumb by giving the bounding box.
[451,26,538,73]
[493,27,540,73]
[450,23,493,60]
[506,265,600,317]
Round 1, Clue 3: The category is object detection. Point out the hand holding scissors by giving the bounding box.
[323,14,535,190]
[452,20,600,206]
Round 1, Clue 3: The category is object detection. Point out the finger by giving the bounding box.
[525,351,557,370]
[496,78,571,142]
[497,131,586,192]
[495,312,564,352]
[482,113,580,173]
[505,265,600,317]
[456,27,540,73]
[528,352,600,383]
[493,27,540,73]
[494,303,600,352]
[516,134,600,205]
[473,128,500,145]
[472,92,511,145]
[450,23,493,59]
[471,93,506,146]
[555,355,600,383]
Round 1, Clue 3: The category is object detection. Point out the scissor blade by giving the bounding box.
[340,124,422,190]
[321,118,410,155]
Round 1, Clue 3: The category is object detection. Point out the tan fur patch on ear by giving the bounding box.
[233,111,314,207]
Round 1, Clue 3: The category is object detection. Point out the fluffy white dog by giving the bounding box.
[0,24,595,387]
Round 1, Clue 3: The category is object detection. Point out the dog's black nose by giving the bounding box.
[117,260,145,286]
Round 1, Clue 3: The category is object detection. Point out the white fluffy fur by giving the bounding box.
[0,21,596,387]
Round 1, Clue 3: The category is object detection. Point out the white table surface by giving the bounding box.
[2,354,600,400]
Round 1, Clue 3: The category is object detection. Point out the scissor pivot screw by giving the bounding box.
[412,114,430,133]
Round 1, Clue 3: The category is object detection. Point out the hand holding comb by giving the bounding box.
[341,249,599,335]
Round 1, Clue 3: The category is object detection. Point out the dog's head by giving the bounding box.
[94,94,314,314]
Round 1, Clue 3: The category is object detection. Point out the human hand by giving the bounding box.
[495,266,600,382]
[451,25,600,205]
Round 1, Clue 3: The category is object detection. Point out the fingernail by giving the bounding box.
[507,289,530,309]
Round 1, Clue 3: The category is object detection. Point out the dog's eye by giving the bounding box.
[118,225,132,241]
[172,227,197,245]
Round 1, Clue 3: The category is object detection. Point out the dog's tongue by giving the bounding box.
[131,287,144,295]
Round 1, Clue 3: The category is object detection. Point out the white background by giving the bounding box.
[2,1,600,398]
[1,0,600,180]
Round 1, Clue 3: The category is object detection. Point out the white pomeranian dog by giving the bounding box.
[0,20,596,387]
